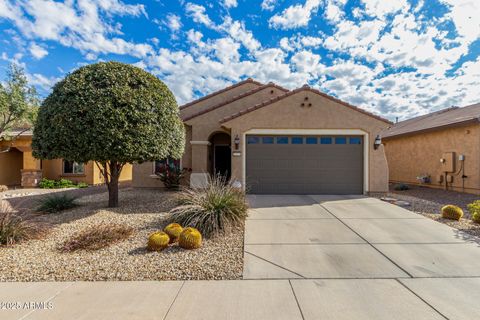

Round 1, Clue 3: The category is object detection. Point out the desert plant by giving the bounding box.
[168,175,248,238]
[0,185,8,192]
[178,227,202,249]
[77,182,88,188]
[441,205,463,220]
[36,194,78,213]
[0,203,46,245]
[60,223,133,252]
[393,183,409,191]
[156,160,188,190]
[164,223,183,243]
[468,200,480,223]
[147,231,170,251]
[55,178,76,188]
[38,178,56,189]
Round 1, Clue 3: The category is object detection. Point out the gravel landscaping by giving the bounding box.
[0,188,244,281]
[374,184,480,238]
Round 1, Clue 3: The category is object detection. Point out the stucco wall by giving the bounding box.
[383,124,480,194]
[0,148,23,186]
[180,82,260,120]
[222,90,391,193]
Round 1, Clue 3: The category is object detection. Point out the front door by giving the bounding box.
[214,145,231,179]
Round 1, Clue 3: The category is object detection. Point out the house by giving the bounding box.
[382,103,480,194]
[0,129,132,187]
[133,79,391,195]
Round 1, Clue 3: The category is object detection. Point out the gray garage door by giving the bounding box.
[246,135,364,194]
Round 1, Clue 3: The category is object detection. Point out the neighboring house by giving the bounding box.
[0,130,132,187]
[382,103,480,195]
[133,79,391,195]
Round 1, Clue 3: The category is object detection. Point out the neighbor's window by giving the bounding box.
[155,157,181,174]
[63,161,85,174]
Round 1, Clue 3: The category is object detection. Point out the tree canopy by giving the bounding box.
[32,61,185,206]
[0,64,38,147]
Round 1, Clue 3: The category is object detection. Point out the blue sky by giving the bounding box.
[0,0,479,120]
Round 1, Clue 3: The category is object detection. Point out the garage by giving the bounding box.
[246,135,364,194]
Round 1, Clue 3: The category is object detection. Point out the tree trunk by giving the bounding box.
[107,162,121,208]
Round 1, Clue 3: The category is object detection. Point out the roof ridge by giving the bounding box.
[180,78,263,110]
[220,87,392,124]
[182,83,288,122]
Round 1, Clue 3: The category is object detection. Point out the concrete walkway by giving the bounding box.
[2,195,480,319]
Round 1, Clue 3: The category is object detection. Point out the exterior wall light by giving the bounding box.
[234,135,240,150]
[374,135,382,150]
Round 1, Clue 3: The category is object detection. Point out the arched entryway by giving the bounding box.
[208,132,231,180]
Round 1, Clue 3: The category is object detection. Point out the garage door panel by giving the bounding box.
[246,135,363,194]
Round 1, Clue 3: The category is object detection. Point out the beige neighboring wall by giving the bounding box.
[0,148,23,186]
[221,89,391,193]
[180,82,261,120]
[383,124,480,194]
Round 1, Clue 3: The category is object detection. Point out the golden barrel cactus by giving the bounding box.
[441,205,463,221]
[164,223,183,243]
[147,231,170,251]
[179,227,202,249]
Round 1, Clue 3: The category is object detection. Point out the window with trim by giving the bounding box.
[154,157,181,174]
[63,161,85,174]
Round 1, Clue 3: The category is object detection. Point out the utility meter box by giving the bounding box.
[442,152,455,173]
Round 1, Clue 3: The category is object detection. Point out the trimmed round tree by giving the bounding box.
[32,62,185,207]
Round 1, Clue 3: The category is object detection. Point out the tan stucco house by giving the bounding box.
[382,103,480,195]
[133,79,391,195]
[0,130,132,187]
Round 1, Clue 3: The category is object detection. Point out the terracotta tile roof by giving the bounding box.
[382,103,480,139]
[182,83,289,122]
[219,85,392,124]
[179,78,263,110]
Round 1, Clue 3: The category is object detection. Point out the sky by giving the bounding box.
[0,0,479,121]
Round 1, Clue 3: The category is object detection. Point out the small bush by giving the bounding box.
[56,178,76,188]
[38,178,56,189]
[394,183,409,191]
[441,205,463,220]
[468,200,480,223]
[60,224,134,252]
[77,182,89,188]
[168,175,248,238]
[156,165,188,190]
[0,185,8,192]
[36,194,78,213]
[147,231,170,251]
[1,203,46,245]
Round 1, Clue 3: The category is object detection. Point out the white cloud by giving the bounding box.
[185,2,215,28]
[220,17,261,52]
[27,73,61,91]
[0,0,152,58]
[223,0,238,9]
[440,0,480,44]
[166,14,182,32]
[261,0,277,11]
[269,0,321,29]
[29,42,48,59]
[361,0,409,18]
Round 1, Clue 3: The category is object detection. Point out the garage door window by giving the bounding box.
[320,137,332,144]
[306,137,317,144]
[291,137,303,144]
[262,137,274,144]
[335,137,347,144]
[350,137,362,144]
[276,137,289,144]
[247,136,260,144]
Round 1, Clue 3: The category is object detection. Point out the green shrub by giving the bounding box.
[441,205,463,220]
[77,182,89,188]
[38,178,56,189]
[60,223,134,252]
[394,183,409,191]
[36,194,78,213]
[55,178,76,188]
[167,175,248,238]
[468,200,480,223]
[1,203,46,245]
